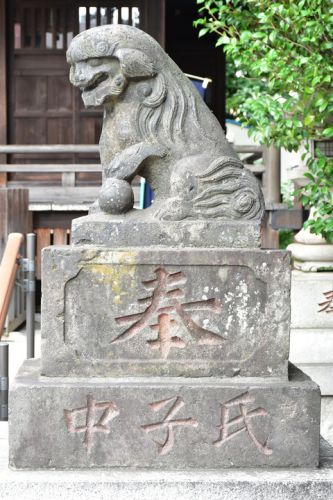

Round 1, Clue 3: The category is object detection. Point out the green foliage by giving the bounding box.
[195,0,333,241]
[279,229,294,249]
[281,180,294,208]
[299,148,333,242]
[279,181,297,249]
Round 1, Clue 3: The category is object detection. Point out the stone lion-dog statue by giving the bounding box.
[67,25,264,222]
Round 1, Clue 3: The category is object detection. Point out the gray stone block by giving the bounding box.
[2,438,333,500]
[291,270,333,329]
[71,214,261,248]
[9,360,320,469]
[321,398,333,446]
[41,246,290,378]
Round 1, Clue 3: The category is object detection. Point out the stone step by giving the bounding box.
[2,438,333,500]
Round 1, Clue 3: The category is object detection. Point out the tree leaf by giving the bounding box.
[323,127,333,137]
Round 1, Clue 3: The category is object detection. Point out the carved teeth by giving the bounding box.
[84,72,109,92]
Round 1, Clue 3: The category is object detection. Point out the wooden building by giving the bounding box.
[0,1,300,330]
[0,1,227,271]
[0,0,225,167]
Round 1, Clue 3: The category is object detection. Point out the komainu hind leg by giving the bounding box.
[154,156,264,221]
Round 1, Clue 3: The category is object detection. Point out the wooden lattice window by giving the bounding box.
[13,3,142,51]
[78,6,140,32]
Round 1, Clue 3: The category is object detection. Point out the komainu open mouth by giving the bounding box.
[83,72,109,92]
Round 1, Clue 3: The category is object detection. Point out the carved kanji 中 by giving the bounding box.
[64,394,119,453]
[141,396,199,455]
[112,267,225,357]
[213,391,272,456]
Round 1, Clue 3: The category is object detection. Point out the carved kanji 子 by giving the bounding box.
[142,396,199,455]
[112,267,225,358]
[64,394,119,453]
[213,391,273,456]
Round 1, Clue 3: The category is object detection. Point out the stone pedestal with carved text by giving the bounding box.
[9,243,321,469]
[9,360,319,469]
[8,23,321,473]
[40,247,290,379]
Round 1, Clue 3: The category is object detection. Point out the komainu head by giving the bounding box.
[67,25,159,107]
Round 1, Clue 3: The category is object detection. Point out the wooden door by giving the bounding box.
[8,0,164,182]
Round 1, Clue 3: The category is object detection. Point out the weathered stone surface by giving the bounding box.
[321,398,333,446]
[67,25,264,225]
[290,329,333,395]
[290,270,333,395]
[71,213,261,248]
[291,270,333,329]
[41,246,290,378]
[9,360,320,469]
[2,435,333,500]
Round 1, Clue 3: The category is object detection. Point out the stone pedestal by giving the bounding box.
[71,214,261,249]
[9,360,320,469]
[9,242,321,469]
[41,247,290,379]
[287,210,333,272]
[290,270,333,395]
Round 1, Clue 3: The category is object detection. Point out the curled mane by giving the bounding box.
[135,71,189,144]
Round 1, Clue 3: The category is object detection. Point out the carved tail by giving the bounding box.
[193,156,264,220]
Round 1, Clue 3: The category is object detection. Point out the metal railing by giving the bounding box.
[0,233,23,423]
[0,233,24,337]
[0,233,36,421]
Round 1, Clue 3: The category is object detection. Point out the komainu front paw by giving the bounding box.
[154,199,190,221]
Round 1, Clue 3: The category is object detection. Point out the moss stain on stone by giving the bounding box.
[84,251,138,304]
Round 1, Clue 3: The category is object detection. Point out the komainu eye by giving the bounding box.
[137,83,152,98]
[89,58,102,67]
[115,75,125,86]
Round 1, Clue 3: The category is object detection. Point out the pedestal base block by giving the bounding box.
[41,246,290,378]
[9,360,320,470]
[71,214,261,249]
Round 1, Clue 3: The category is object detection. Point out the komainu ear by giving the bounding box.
[115,48,156,79]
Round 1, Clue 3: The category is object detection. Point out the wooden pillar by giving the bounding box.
[145,0,165,48]
[263,146,281,205]
[0,0,7,186]
[261,146,281,249]
[0,188,32,259]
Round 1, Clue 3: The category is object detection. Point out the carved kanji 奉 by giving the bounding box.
[112,267,225,358]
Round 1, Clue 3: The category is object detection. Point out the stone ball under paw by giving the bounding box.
[98,178,134,214]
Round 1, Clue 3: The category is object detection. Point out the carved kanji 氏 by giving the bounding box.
[213,391,272,456]
[141,396,199,455]
[64,394,119,453]
[112,267,225,358]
